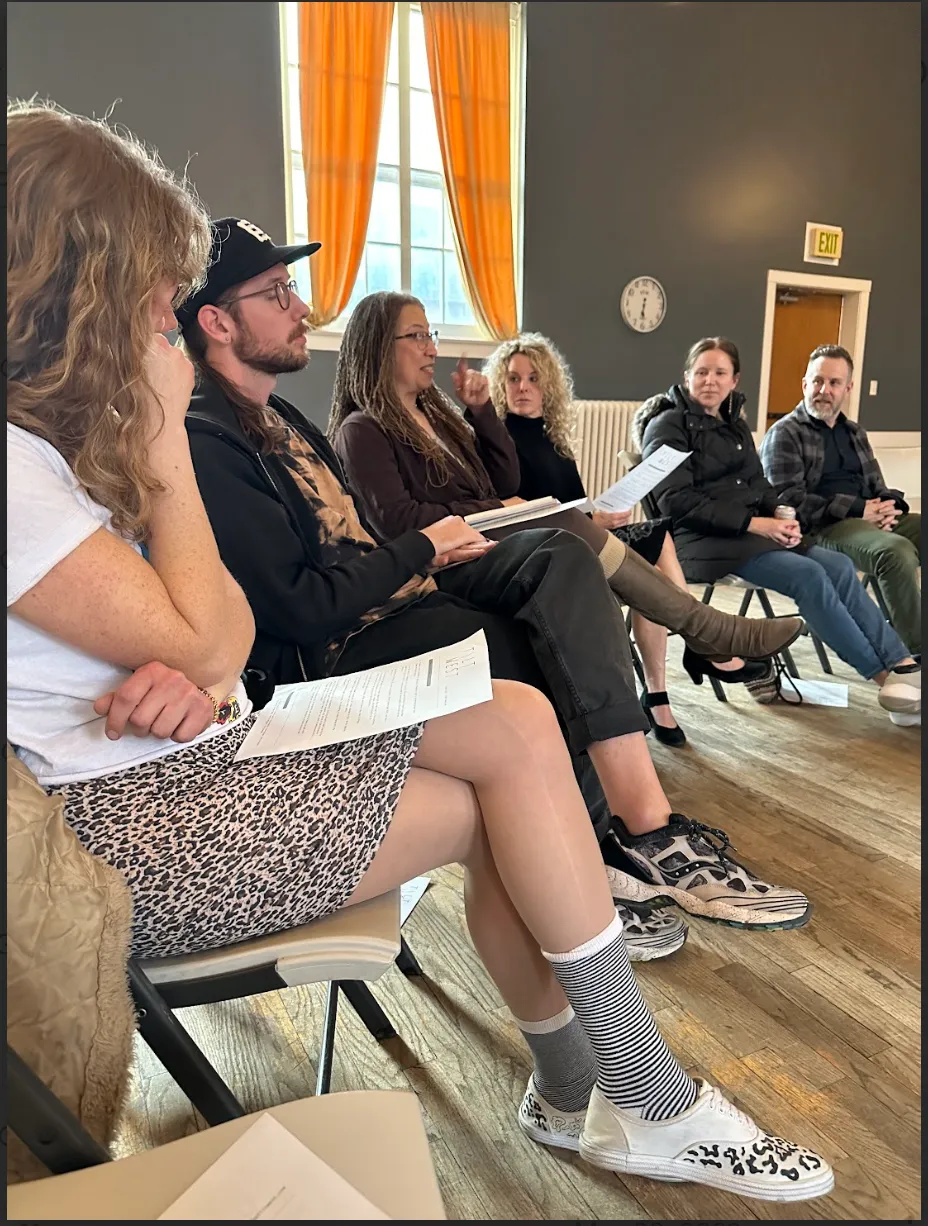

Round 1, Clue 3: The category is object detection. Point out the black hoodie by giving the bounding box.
[185,375,435,684]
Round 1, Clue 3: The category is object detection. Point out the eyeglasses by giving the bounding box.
[395,329,439,350]
[221,278,300,312]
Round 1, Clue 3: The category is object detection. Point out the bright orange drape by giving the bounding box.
[298,2,394,327]
[422,1,518,340]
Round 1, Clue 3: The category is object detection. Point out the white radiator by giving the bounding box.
[573,400,644,519]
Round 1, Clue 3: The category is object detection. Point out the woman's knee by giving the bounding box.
[488,678,563,746]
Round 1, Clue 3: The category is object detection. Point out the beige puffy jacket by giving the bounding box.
[6,746,136,1182]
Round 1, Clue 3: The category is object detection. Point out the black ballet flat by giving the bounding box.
[640,690,687,748]
[682,646,768,686]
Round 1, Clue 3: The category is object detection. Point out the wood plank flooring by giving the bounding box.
[114,586,921,1220]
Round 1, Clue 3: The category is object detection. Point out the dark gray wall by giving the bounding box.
[9,1,921,429]
[522,1,921,429]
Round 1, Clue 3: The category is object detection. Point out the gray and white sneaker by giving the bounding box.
[605,817,811,930]
[615,900,688,961]
[879,663,921,715]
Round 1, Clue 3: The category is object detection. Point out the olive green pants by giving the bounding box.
[812,513,921,654]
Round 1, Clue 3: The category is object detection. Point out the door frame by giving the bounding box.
[754,268,872,447]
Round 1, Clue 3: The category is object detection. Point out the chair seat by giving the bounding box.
[140,890,401,989]
[7,1089,446,1220]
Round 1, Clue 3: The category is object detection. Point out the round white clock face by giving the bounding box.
[621,277,667,333]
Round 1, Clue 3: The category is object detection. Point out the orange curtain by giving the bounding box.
[298,2,394,327]
[422,2,518,340]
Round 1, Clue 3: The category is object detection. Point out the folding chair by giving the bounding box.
[7,1044,445,1220]
[132,888,419,1124]
[862,571,893,622]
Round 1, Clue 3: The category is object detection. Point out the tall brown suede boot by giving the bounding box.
[605,544,804,662]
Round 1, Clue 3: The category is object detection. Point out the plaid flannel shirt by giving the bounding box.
[759,402,906,533]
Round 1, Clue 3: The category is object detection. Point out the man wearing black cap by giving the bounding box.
[174,218,812,943]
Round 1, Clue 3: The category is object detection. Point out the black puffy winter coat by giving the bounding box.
[632,385,798,584]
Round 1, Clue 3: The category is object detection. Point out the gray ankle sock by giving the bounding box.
[513,1004,596,1113]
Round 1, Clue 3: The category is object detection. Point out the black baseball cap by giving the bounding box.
[175,216,321,330]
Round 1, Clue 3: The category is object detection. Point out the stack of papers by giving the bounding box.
[464,496,591,530]
[158,1112,391,1220]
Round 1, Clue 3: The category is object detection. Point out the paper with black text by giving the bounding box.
[465,496,591,531]
[594,446,691,513]
[157,1111,390,1220]
[234,631,492,760]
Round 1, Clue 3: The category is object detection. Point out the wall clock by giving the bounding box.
[620,276,666,333]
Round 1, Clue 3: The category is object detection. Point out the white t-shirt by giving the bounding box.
[7,423,250,786]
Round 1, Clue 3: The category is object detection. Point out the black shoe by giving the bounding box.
[682,646,768,686]
[640,690,687,747]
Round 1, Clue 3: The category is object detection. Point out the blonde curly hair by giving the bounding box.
[7,99,211,541]
[483,333,576,459]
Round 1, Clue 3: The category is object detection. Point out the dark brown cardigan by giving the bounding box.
[333,401,521,541]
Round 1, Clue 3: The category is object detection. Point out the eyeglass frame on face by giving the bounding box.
[220,278,300,312]
[395,329,439,350]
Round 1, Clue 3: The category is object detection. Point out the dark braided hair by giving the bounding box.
[327,291,494,495]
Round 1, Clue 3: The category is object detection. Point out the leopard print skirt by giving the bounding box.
[52,718,425,960]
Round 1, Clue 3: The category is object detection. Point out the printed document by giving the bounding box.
[158,1111,390,1220]
[235,631,492,760]
[594,446,691,513]
[465,496,591,531]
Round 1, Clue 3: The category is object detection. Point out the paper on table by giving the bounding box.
[594,445,691,513]
[157,1112,390,1220]
[235,631,492,760]
[464,496,591,531]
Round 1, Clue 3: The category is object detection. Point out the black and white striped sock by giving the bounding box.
[544,912,698,1121]
[513,1003,596,1113]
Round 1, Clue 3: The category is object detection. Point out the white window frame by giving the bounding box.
[279,0,525,357]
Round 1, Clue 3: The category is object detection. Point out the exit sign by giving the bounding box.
[804,222,843,265]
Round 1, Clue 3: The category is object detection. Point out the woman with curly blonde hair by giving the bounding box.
[485,334,762,747]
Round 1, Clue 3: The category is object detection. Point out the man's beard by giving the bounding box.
[805,395,845,421]
[233,320,309,375]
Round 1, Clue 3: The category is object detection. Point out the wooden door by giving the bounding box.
[766,292,843,430]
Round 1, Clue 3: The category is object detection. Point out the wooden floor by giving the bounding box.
[114,587,921,1220]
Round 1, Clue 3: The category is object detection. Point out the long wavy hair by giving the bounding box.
[484,333,577,459]
[327,291,494,495]
[7,100,211,540]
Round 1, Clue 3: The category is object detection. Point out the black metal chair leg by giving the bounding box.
[701,584,715,605]
[396,936,424,977]
[338,980,396,1042]
[709,674,728,702]
[127,960,245,1126]
[755,587,800,677]
[811,632,833,674]
[315,982,339,1096]
[7,1046,110,1174]
[737,588,754,616]
[868,575,893,622]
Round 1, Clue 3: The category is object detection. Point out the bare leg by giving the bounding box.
[629,611,678,730]
[345,681,616,1020]
[655,534,744,672]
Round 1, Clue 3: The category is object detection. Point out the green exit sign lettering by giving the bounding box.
[804,222,843,263]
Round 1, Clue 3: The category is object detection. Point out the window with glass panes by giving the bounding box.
[282,1,499,335]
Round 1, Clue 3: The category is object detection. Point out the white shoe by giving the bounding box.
[579,1081,834,1202]
[517,1075,585,1151]
[879,665,921,714]
[889,709,921,727]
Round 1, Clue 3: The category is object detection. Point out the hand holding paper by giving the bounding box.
[594,446,690,514]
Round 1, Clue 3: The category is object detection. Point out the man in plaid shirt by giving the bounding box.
[760,345,920,654]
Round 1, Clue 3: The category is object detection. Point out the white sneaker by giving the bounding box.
[579,1081,834,1202]
[889,709,921,727]
[879,665,921,714]
[517,1075,585,1151]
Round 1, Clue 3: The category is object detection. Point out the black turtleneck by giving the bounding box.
[504,413,587,503]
